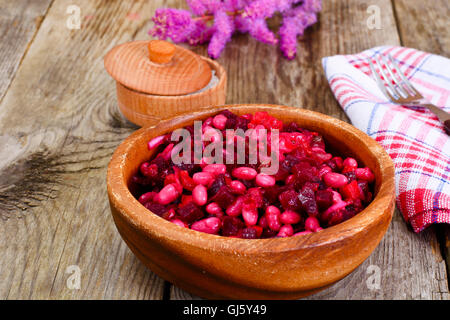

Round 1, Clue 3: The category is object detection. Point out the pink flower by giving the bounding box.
[188,20,215,46]
[279,5,318,59]
[150,8,194,43]
[186,0,208,15]
[243,0,297,19]
[208,10,235,58]
[149,0,322,59]
[248,19,278,45]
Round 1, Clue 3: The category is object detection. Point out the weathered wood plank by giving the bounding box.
[393,0,450,56]
[0,0,182,299]
[445,226,450,298]
[0,0,53,102]
[392,0,450,300]
[0,0,447,300]
[171,0,448,299]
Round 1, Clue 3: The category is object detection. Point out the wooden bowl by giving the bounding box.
[106,104,395,299]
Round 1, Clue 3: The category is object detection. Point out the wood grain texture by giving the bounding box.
[445,226,450,296]
[0,0,53,102]
[0,0,448,300]
[393,0,450,56]
[0,0,181,299]
[392,0,450,295]
[171,0,449,299]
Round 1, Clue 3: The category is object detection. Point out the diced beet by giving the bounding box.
[318,181,327,190]
[328,204,358,227]
[164,173,179,187]
[179,197,192,211]
[220,109,237,119]
[260,197,271,211]
[283,121,301,133]
[131,175,154,186]
[225,117,237,129]
[179,170,196,191]
[222,216,244,236]
[262,185,283,204]
[292,162,320,189]
[298,186,318,216]
[327,210,344,226]
[150,155,172,173]
[315,189,334,210]
[174,162,197,174]
[177,202,204,223]
[239,227,258,239]
[352,199,363,211]
[310,135,325,150]
[292,161,312,173]
[144,202,167,216]
[245,187,264,208]
[273,167,290,181]
[303,181,319,192]
[208,174,226,197]
[281,155,300,171]
[235,116,250,130]
[343,171,357,182]
[311,151,332,164]
[261,227,278,238]
[357,180,370,202]
[325,159,337,171]
[210,186,235,208]
[340,180,362,200]
[279,189,301,211]
[342,204,357,221]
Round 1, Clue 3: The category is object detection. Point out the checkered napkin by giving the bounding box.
[322,46,450,232]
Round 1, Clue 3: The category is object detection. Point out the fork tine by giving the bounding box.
[380,55,409,98]
[387,54,423,99]
[368,58,396,101]
[373,55,401,99]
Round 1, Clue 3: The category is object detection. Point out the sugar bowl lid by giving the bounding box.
[104,40,212,96]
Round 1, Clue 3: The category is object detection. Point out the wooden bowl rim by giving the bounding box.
[107,104,395,254]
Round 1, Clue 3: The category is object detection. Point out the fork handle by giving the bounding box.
[444,120,450,135]
[423,103,450,135]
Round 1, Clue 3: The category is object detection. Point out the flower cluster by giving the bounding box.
[149,0,321,59]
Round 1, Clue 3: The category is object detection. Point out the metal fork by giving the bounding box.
[368,54,450,135]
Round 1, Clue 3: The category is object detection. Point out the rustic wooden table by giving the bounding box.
[0,0,449,300]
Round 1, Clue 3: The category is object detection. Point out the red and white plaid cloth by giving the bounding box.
[323,46,450,232]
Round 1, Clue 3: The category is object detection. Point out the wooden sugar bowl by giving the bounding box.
[104,40,226,127]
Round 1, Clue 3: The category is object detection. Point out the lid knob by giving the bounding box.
[148,40,176,64]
